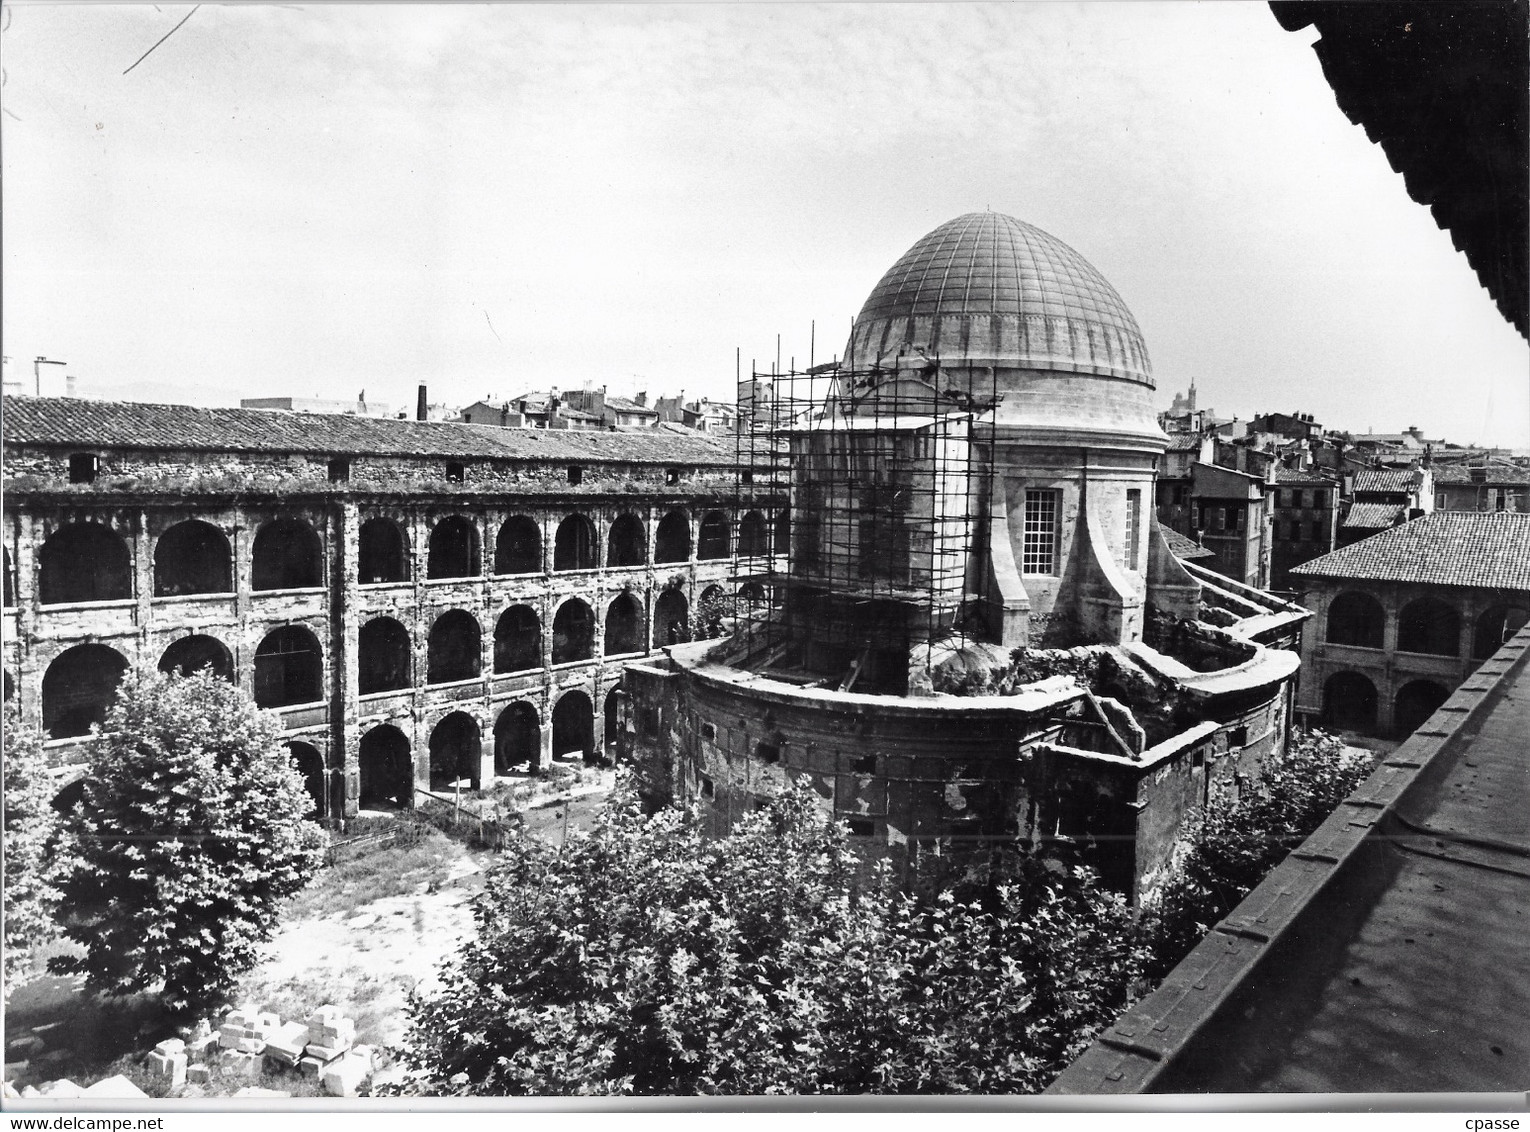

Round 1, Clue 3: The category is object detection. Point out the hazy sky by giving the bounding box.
[4,3,1527,445]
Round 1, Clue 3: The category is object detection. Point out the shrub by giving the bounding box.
[3,709,64,999]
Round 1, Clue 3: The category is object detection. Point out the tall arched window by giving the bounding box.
[1394,679,1450,737]
[253,625,323,707]
[1324,670,1378,734]
[358,617,412,694]
[251,519,322,591]
[655,588,691,646]
[551,599,595,664]
[552,690,594,762]
[738,511,768,556]
[607,514,646,567]
[358,518,410,584]
[698,511,731,559]
[1473,604,1530,660]
[288,742,325,819]
[42,643,129,738]
[429,712,481,791]
[158,634,233,681]
[39,523,133,604]
[495,516,541,575]
[1398,597,1460,656]
[554,515,598,571]
[359,724,413,809]
[494,605,542,673]
[154,520,232,596]
[427,610,482,684]
[604,593,644,655]
[655,511,690,563]
[1326,591,1385,649]
[427,516,480,580]
[494,702,541,774]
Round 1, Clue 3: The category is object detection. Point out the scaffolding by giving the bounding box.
[730,356,1000,695]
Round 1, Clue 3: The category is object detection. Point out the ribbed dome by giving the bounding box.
[846,212,1152,385]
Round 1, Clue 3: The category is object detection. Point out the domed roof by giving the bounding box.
[845,212,1152,385]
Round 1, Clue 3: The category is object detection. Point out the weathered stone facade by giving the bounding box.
[2,397,784,820]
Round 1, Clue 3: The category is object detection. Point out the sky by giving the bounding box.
[3,2,1527,446]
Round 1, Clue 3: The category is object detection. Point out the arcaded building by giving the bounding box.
[1,397,783,818]
[620,212,1308,902]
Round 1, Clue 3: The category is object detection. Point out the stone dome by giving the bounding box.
[845,212,1152,385]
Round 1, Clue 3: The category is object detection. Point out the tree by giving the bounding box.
[51,668,325,1014]
[1142,728,1375,977]
[3,708,65,1001]
[396,778,1145,1095]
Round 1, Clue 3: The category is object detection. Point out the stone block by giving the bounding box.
[7,1035,45,1058]
[219,1050,261,1079]
[321,1054,370,1098]
[81,1074,148,1099]
[153,1037,187,1058]
[187,1063,213,1085]
[306,1005,343,1028]
[187,1032,220,1059]
[146,1050,187,1091]
[235,1036,265,1055]
[298,1056,328,1078]
[304,1042,347,1063]
[265,1020,310,1058]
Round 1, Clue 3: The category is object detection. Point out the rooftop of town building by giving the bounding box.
[1293,511,1530,590]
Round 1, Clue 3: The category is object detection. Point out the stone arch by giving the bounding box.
[1323,670,1378,734]
[772,510,790,554]
[429,711,481,791]
[696,584,731,639]
[655,588,691,645]
[603,688,622,756]
[253,625,323,708]
[42,643,129,739]
[552,690,595,763]
[287,741,325,819]
[153,520,232,596]
[1326,590,1385,649]
[358,724,413,809]
[1397,596,1461,656]
[495,515,542,575]
[494,701,541,775]
[39,522,133,604]
[358,616,412,694]
[494,605,541,673]
[552,598,595,664]
[738,581,768,613]
[553,514,598,571]
[655,510,691,563]
[251,518,322,591]
[698,510,731,559]
[1394,679,1451,738]
[358,518,410,584]
[604,592,645,656]
[1473,603,1530,660]
[427,610,482,684]
[427,515,480,580]
[738,510,768,556]
[158,634,234,681]
[607,513,647,567]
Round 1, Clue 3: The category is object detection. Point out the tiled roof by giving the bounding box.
[0,397,732,466]
[606,397,658,415]
[1272,467,1334,484]
[1342,501,1407,529]
[1165,434,1204,452]
[1352,468,1418,494]
[1432,464,1530,485]
[1292,512,1530,590]
[1161,528,1215,560]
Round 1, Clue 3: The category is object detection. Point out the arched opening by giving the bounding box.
[153,520,232,596]
[1326,591,1385,649]
[607,513,646,567]
[427,610,482,684]
[654,510,690,563]
[738,510,768,556]
[604,592,644,655]
[494,701,541,775]
[42,644,129,739]
[251,518,322,591]
[1473,604,1530,660]
[253,625,323,708]
[429,711,481,791]
[696,584,730,639]
[551,599,595,664]
[358,724,413,810]
[358,518,410,584]
[358,617,411,694]
[1398,597,1461,656]
[495,516,542,575]
[772,510,790,554]
[1394,679,1451,738]
[1324,670,1378,734]
[494,605,541,673]
[552,690,595,764]
[158,634,233,681]
[739,582,767,614]
[287,742,325,819]
[427,516,479,580]
[3,548,13,607]
[603,690,621,757]
[698,511,731,559]
[3,671,13,703]
[39,523,132,604]
[655,588,691,645]
[553,514,597,571]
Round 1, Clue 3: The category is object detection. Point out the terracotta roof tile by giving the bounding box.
[1432,464,1530,485]
[1352,468,1418,493]
[1342,501,1408,529]
[1292,512,1530,590]
[1162,528,1215,560]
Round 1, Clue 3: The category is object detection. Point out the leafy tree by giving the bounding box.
[3,708,65,1000]
[51,668,325,1014]
[1142,728,1375,977]
[397,778,1145,1095]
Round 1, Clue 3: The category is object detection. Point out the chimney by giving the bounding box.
[66,374,77,397]
[417,384,428,421]
[635,391,647,407]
